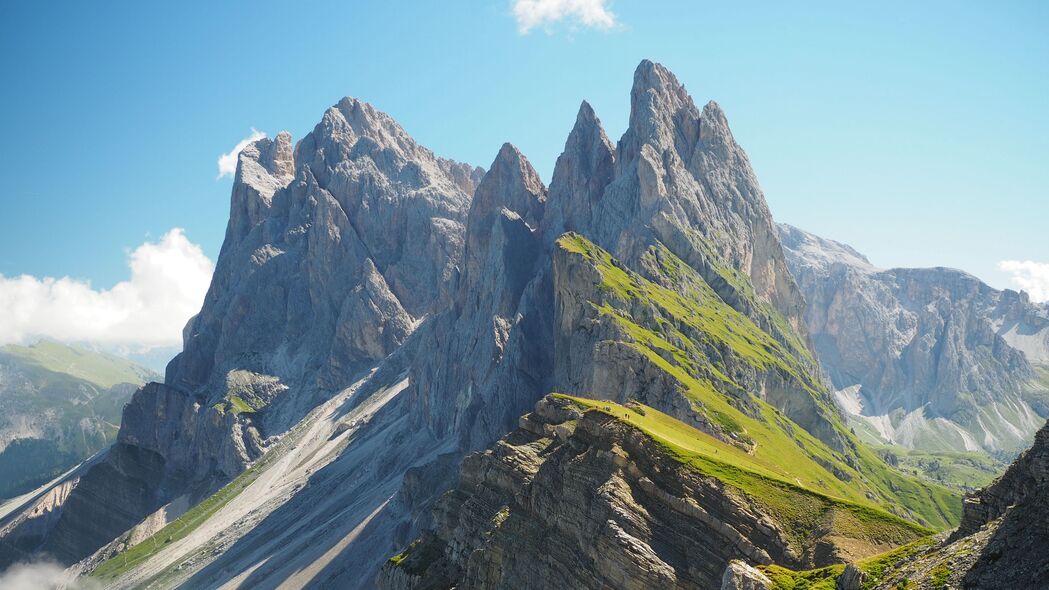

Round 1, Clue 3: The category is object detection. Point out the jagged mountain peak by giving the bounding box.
[567,100,613,156]
[543,100,616,241]
[630,59,692,112]
[620,59,701,163]
[301,96,483,199]
[468,142,546,229]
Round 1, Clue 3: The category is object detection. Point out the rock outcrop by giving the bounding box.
[721,561,773,590]
[779,223,1049,453]
[758,418,1049,589]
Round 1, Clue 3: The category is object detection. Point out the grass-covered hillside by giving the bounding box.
[0,340,159,499]
[2,339,156,389]
[558,395,932,557]
[875,446,1007,491]
[556,235,961,531]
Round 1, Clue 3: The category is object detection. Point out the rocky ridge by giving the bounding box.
[378,395,929,590]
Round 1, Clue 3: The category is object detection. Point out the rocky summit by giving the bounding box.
[0,60,1045,590]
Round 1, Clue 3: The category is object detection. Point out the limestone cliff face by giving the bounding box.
[592,62,809,342]
[0,98,480,566]
[779,223,1049,453]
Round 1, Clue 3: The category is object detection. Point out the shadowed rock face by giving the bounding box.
[407,143,552,451]
[0,98,481,566]
[779,223,1049,453]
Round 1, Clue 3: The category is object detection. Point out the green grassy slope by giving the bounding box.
[875,446,1007,491]
[760,537,939,590]
[559,395,931,554]
[2,339,157,389]
[556,235,960,530]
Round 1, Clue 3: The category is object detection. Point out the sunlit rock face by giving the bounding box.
[779,222,1049,453]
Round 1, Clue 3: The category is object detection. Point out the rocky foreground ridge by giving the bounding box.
[779,223,1049,454]
[377,395,930,590]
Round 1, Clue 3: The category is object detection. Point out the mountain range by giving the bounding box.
[0,60,1044,589]
[779,223,1049,455]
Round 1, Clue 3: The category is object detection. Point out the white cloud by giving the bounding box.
[512,0,617,34]
[999,260,1049,302]
[216,128,266,179]
[0,560,98,590]
[0,229,214,351]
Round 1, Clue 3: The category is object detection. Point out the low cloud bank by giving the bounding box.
[0,228,214,351]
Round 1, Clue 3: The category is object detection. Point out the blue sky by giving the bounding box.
[1,1,1047,351]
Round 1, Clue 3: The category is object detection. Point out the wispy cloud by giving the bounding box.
[216,128,266,179]
[0,229,214,351]
[512,0,618,34]
[999,260,1049,302]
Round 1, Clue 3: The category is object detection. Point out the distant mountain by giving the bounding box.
[778,223,1049,454]
[0,340,157,499]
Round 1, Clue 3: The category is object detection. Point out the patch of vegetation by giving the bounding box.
[387,538,445,576]
[762,564,842,590]
[929,564,950,588]
[212,394,259,415]
[761,537,937,590]
[90,460,266,582]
